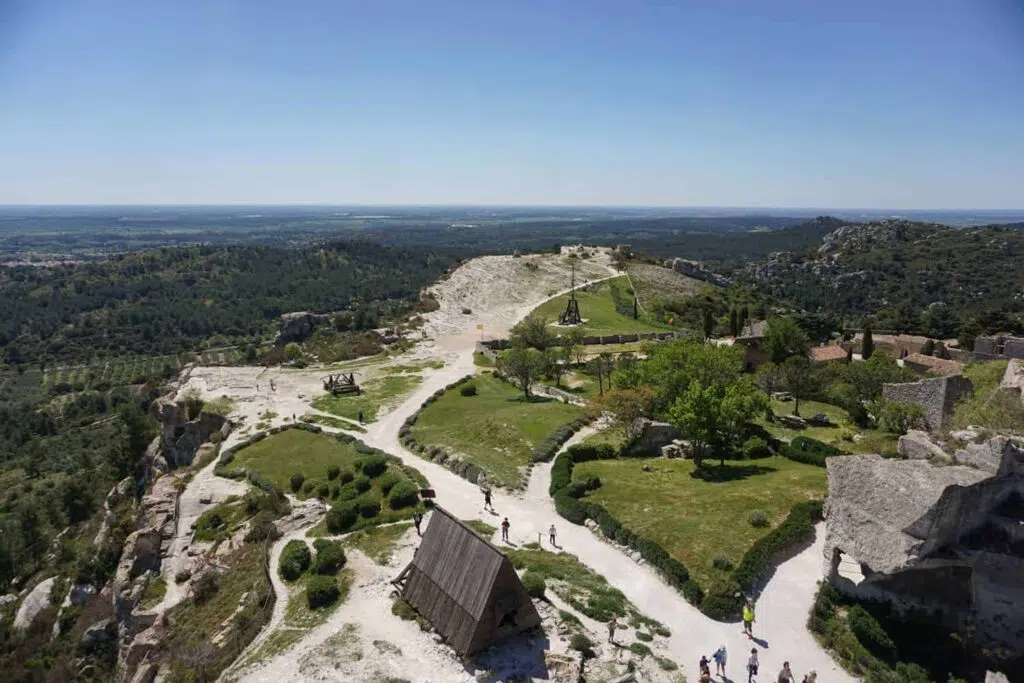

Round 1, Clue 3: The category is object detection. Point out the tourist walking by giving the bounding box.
[548,524,557,546]
[743,598,756,637]
[500,517,510,542]
[777,661,794,683]
[412,512,423,536]
[357,410,364,424]
[747,648,759,683]
[607,617,617,643]
[713,645,727,677]
[483,488,494,512]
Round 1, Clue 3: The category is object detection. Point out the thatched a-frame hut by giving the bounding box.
[392,506,541,655]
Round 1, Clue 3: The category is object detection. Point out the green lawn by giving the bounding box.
[340,522,412,565]
[757,398,899,455]
[410,374,585,487]
[572,456,827,590]
[531,276,672,337]
[312,373,421,423]
[578,426,629,451]
[230,430,427,531]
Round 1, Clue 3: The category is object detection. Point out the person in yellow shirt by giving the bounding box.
[743,599,756,637]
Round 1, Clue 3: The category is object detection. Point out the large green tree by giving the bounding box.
[668,377,767,467]
[765,317,810,364]
[497,346,547,399]
[781,356,817,416]
[510,314,555,350]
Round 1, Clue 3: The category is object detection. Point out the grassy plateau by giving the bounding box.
[312,373,422,423]
[572,456,827,590]
[531,275,671,337]
[409,374,585,487]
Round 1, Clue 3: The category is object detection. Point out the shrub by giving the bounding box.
[312,539,347,575]
[378,473,401,495]
[327,465,341,480]
[521,570,547,599]
[628,642,652,657]
[244,513,280,543]
[289,473,305,492]
[554,490,589,524]
[388,481,420,510]
[635,630,653,642]
[748,509,769,527]
[317,483,330,500]
[391,598,417,620]
[359,455,388,478]
[192,572,220,604]
[742,437,771,460]
[326,507,358,533]
[700,578,744,621]
[567,481,588,499]
[302,480,315,494]
[712,554,734,571]
[569,633,593,653]
[681,580,704,606]
[584,475,602,491]
[339,470,355,484]
[359,500,381,518]
[174,570,192,584]
[280,540,312,581]
[354,476,372,493]
[330,484,340,499]
[338,483,359,501]
[306,575,340,609]
[848,604,897,661]
[460,384,477,396]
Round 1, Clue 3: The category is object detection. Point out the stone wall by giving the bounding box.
[881,374,973,431]
[972,334,1024,361]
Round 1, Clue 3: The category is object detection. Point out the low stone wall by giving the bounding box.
[882,375,973,431]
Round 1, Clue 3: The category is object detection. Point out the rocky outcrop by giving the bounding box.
[276,311,328,345]
[897,430,950,461]
[952,436,1024,475]
[275,498,326,537]
[629,419,682,456]
[131,663,159,683]
[13,576,56,630]
[81,618,116,650]
[150,397,229,470]
[113,528,162,621]
[1000,358,1024,400]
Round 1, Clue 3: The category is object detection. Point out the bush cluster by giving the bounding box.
[358,455,389,478]
[280,540,312,581]
[779,436,843,467]
[378,472,401,495]
[289,473,305,492]
[742,437,772,460]
[327,465,341,480]
[848,604,898,661]
[460,383,477,396]
[359,500,381,518]
[312,538,346,575]
[388,481,420,510]
[306,574,340,609]
[326,507,358,533]
[748,509,769,527]
[530,416,592,463]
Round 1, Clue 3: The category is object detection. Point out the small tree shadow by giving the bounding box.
[690,464,777,483]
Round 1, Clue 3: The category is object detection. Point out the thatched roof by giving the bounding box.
[401,507,540,655]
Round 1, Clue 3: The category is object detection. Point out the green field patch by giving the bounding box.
[757,398,898,455]
[531,276,671,337]
[340,523,413,565]
[302,413,367,433]
[409,374,585,488]
[571,456,826,590]
[312,374,422,423]
[230,430,426,532]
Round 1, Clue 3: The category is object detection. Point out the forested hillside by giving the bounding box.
[741,219,1024,340]
[0,241,460,365]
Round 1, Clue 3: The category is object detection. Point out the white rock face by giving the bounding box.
[13,576,56,630]
[897,430,949,461]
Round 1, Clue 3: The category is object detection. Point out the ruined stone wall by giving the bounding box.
[882,375,973,431]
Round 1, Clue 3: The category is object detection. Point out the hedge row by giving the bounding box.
[701,499,824,620]
[779,435,844,467]
[549,444,704,608]
[530,416,592,463]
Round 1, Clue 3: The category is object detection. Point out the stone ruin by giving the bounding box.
[275,310,329,345]
[823,440,1024,653]
[147,394,230,472]
[972,334,1024,361]
[662,257,732,287]
[881,374,973,432]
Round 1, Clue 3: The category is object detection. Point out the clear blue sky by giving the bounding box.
[1,0,1022,207]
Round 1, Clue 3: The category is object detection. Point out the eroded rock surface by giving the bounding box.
[13,576,56,630]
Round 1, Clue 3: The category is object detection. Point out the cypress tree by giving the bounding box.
[862,324,874,360]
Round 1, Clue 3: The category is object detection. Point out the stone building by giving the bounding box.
[823,444,1024,653]
[902,352,965,377]
[881,374,973,432]
[734,320,769,371]
[973,334,1024,361]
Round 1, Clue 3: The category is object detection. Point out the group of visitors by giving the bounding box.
[698,647,815,683]
[483,489,559,548]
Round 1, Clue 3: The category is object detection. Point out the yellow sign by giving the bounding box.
[476,323,484,330]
